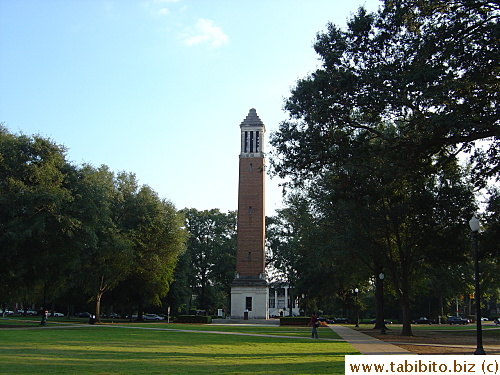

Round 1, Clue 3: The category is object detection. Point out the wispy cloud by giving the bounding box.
[157,8,170,15]
[145,0,181,16]
[183,18,229,48]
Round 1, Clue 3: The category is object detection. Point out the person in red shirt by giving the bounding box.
[309,314,319,339]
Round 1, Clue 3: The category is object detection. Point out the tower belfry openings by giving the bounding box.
[243,130,260,153]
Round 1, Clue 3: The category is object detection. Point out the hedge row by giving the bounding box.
[176,315,212,324]
[280,317,310,326]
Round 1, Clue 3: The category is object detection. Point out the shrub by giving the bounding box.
[280,317,310,326]
[176,315,212,324]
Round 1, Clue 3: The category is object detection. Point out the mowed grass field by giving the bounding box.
[0,319,356,375]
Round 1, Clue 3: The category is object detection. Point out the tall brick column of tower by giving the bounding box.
[230,108,269,320]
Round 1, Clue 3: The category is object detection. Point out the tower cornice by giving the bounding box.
[240,108,266,132]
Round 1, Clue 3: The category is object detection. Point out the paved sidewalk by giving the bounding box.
[329,325,416,355]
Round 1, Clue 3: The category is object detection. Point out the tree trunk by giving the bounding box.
[400,299,413,335]
[439,295,444,324]
[95,293,102,323]
[185,295,191,314]
[200,282,206,312]
[137,303,144,321]
[400,285,413,336]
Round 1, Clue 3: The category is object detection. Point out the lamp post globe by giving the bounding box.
[469,216,480,232]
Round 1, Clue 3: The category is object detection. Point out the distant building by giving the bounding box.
[269,285,301,318]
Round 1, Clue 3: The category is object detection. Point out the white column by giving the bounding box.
[241,132,244,153]
[284,286,288,311]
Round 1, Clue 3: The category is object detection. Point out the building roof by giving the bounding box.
[240,108,265,129]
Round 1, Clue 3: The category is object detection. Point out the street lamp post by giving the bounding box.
[354,288,359,327]
[469,215,486,355]
[379,273,386,334]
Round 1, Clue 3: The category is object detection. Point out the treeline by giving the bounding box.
[0,126,187,321]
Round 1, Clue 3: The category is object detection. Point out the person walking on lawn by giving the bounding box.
[309,314,319,339]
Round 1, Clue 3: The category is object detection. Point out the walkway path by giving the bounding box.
[328,325,415,355]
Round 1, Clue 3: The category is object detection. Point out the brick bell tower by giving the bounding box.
[230,108,269,319]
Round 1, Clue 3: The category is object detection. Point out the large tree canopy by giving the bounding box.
[73,165,134,322]
[268,0,497,335]
[115,175,187,318]
[0,126,77,306]
[270,0,499,187]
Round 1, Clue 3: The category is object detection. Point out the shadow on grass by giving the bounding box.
[0,325,354,374]
[1,347,351,375]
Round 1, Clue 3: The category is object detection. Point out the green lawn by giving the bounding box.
[0,319,356,374]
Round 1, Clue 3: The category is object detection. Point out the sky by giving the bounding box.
[1,0,382,215]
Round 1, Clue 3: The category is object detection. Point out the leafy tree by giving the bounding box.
[266,205,303,286]
[479,187,500,313]
[483,187,500,259]
[271,1,499,188]
[181,208,236,314]
[266,203,303,316]
[279,154,475,334]
[0,126,78,309]
[115,175,187,319]
[164,248,193,315]
[269,0,495,335]
[70,165,134,322]
[267,193,371,317]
